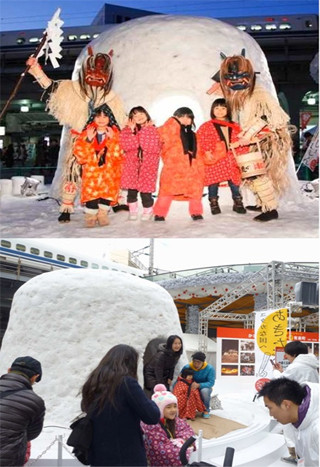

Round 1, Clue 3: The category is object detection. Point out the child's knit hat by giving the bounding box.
[152,384,177,418]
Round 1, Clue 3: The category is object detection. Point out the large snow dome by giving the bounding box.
[73,15,276,126]
[0,269,184,425]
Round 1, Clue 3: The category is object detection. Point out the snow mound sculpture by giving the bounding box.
[52,15,298,197]
[0,269,184,425]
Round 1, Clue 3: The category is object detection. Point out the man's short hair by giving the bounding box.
[192,351,206,362]
[257,377,306,406]
[284,341,309,357]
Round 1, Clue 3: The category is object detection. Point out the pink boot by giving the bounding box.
[141,206,153,221]
[128,202,139,220]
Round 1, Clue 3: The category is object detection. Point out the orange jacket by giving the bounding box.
[158,117,205,200]
[73,127,124,204]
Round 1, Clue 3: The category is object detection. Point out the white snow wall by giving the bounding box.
[51,14,299,197]
[0,269,185,425]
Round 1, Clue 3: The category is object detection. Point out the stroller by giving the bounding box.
[179,434,235,467]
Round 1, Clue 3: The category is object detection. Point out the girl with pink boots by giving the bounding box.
[120,106,161,221]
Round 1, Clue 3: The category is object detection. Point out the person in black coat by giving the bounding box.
[81,344,160,466]
[0,356,45,467]
[143,335,183,396]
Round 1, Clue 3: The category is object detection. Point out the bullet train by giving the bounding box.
[0,238,146,276]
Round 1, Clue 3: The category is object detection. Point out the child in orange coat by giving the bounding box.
[73,104,124,227]
[173,368,206,420]
[153,107,205,221]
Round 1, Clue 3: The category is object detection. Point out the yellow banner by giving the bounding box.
[256,308,288,356]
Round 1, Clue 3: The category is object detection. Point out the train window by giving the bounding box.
[80,260,88,267]
[57,254,65,261]
[279,23,292,30]
[30,247,40,255]
[92,263,99,269]
[68,35,78,41]
[265,24,277,31]
[250,24,263,31]
[69,257,77,265]
[102,266,109,270]
[1,240,11,248]
[29,37,40,43]
[44,251,53,258]
[79,34,91,40]
[236,25,247,31]
[16,243,26,252]
[16,37,26,45]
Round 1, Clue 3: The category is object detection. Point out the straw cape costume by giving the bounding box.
[210,51,292,221]
[27,48,126,222]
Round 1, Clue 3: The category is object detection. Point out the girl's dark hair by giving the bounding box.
[173,107,195,128]
[165,418,176,438]
[166,335,183,357]
[210,98,232,121]
[128,106,151,122]
[284,341,309,357]
[81,344,138,412]
[86,103,120,130]
[181,368,194,379]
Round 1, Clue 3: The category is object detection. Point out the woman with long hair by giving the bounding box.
[81,344,160,466]
[143,335,183,396]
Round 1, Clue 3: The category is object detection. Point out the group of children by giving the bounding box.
[72,98,252,228]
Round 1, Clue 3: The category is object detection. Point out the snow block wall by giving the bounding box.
[0,269,185,425]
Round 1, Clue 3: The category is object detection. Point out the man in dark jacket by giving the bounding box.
[0,356,46,466]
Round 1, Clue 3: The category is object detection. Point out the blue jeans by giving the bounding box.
[208,181,240,199]
[200,387,212,412]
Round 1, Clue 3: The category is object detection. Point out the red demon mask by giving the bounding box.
[84,46,113,88]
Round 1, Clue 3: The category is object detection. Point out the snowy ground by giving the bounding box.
[0,183,318,238]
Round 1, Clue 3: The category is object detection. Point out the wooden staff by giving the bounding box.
[0,32,48,121]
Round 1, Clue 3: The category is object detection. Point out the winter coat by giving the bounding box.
[141,417,195,466]
[173,377,206,419]
[120,125,161,193]
[197,119,245,186]
[73,126,124,204]
[182,362,216,389]
[292,382,319,466]
[157,117,205,200]
[88,375,160,466]
[0,373,45,467]
[143,344,181,391]
[273,353,319,383]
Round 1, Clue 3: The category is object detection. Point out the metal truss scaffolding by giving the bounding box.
[198,261,319,352]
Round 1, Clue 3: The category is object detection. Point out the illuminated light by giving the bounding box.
[29,37,40,43]
[68,35,78,41]
[279,23,292,30]
[250,24,263,31]
[0,126,5,136]
[79,34,91,40]
[236,25,247,31]
[305,20,313,28]
[265,24,277,31]
[307,98,316,105]
[92,33,100,38]
[16,37,26,44]
[20,106,29,113]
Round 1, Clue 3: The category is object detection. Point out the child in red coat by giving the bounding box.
[197,98,247,215]
[173,368,206,420]
[120,106,161,221]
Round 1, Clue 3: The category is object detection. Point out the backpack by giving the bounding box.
[66,412,93,465]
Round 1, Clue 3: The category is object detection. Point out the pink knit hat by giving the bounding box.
[152,384,178,418]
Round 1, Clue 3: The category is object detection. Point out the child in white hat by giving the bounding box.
[141,384,195,466]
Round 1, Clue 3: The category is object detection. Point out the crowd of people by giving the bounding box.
[0,337,318,466]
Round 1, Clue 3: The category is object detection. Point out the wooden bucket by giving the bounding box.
[234,141,266,178]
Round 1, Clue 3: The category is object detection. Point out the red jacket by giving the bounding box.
[197,119,245,186]
[120,125,161,193]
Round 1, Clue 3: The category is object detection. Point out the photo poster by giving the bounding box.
[255,308,288,381]
[216,328,255,378]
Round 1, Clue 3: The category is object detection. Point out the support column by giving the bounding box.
[185,304,200,334]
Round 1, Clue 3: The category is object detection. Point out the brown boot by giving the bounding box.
[233,196,247,214]
[209,197,221,215]
[85,212,98,228]
[97,208,109,226]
